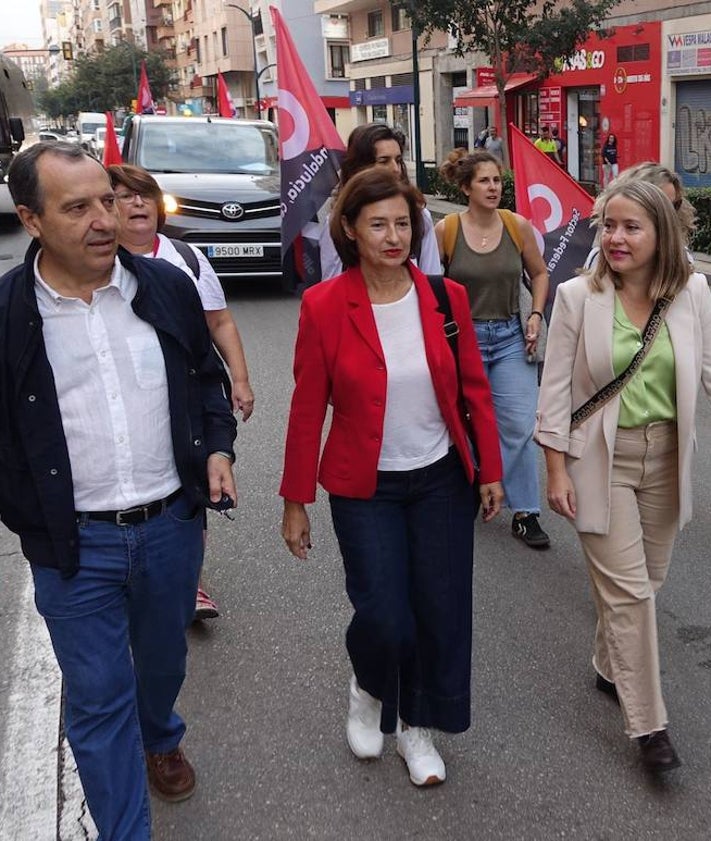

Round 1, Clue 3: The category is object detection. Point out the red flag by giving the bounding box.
[102,112,123,167]
[270,5,346,293]
[216,71,235,118]
[137,60,155,115]
[510,123,595,307]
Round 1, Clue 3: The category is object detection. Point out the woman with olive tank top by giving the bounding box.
[435,149,551,548]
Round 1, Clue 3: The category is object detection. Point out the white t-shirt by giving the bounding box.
[153,233,227,311]
[372,284,450,470]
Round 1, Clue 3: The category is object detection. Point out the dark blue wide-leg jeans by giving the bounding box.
[30,492,203,841]
[330,448,477,734]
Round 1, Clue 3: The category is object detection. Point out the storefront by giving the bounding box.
[662,15,711,189]
[538,22,662,189]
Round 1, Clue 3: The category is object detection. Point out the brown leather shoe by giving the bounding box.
[146,747,196,802]
[637,730,682,774]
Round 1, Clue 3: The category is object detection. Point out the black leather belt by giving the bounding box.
[78,488,183,526]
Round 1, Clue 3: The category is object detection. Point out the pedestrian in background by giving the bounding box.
[551,127,566,167]
[436,149,551,549]
[601,133,619,186]
[536,179,711,774]
[281,168,503,787]
[484,125,504,163]
[534,125,561,164]
[109,163,253,621]
[4,143,237,838]
[319,123,441,279]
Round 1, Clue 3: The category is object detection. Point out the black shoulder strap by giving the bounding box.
[170,238,201,280]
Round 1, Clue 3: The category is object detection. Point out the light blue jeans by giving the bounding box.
[474,315,541,514]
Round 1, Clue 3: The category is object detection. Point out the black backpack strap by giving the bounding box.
[170,238,201,280]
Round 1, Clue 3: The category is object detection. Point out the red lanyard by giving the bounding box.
[152,235,160,258]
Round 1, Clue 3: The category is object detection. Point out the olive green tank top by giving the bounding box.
[447,220,521,321]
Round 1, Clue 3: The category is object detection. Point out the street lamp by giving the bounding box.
[223,3,262,119]
[407,3,425,190]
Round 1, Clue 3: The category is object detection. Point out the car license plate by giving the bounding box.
[207,244,264,258]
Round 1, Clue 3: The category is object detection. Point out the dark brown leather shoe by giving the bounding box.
[637,730,682,774]
[146,747,196,802]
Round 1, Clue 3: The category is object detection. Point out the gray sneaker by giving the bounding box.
[512,513,550,548]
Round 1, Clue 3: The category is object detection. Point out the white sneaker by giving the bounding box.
[346,675,383,759]
[396,724,446,786]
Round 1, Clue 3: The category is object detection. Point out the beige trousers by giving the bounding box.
[578,422,679,738]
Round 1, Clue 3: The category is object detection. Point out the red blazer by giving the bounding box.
[280,263,502,502]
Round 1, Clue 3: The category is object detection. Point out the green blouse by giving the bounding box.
[612,295,676,428]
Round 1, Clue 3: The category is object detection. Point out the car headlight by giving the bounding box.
[163,193,178,214]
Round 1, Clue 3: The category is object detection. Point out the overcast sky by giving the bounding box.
[0,0,44,49]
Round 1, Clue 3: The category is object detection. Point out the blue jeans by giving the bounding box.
[330,448,477,734]
[31,493,203,841]
[475,315,540,514]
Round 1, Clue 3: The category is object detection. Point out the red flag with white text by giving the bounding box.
[270,5,345,293]
[217,71,236,118]
[510,123,595,310]
[137,61,155,115]
[102,111,123,167]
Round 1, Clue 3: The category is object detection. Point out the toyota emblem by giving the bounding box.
[221,202,244,220]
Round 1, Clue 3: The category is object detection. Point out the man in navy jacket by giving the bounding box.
[3,142,237,839]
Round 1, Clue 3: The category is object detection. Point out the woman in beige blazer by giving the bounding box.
[536,179,711,774]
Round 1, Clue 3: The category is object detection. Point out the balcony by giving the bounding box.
[314,0,371,12]
[109,15,122,32]
[157,18,174,40]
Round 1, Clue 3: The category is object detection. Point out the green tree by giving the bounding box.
[39,43,176,119]
[408,0,620,166]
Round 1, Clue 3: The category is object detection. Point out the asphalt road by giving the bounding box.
[1,219,711,840]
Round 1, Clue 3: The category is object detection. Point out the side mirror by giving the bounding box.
[9,117,25,145]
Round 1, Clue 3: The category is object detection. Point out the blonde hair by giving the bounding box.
[589,180,691,300]
[592,161,695,242]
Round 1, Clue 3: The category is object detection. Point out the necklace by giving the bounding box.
[466,210,499,248]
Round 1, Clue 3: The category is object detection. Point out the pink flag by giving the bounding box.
[270,5,345,292]
[510,123,595,308]
[217,71,236,118]
[137,61,155,115]
[102,111,123,167]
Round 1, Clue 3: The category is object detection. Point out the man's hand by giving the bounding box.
[207,452,237,506]
[232,380,254,421]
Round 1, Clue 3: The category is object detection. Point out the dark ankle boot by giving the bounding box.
[637,730,681,773]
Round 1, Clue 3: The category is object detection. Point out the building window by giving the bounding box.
[221,26,228,56]
[353,78,366,91]
[92,0,100,8]
[391,4,410,32]
[367,10,384,38]
[617,43,650,62]
[370,76,386,89]
[93,19,102,32]
[328,43,349,78]
[204,35,208,62]
[252,10,263,36]
[391,73,413,86]
[372,104,387,123]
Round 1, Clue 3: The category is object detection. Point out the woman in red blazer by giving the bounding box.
[280,169,503,787]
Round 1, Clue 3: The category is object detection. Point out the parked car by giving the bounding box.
[89,126,107,159]
[120,115,281,281]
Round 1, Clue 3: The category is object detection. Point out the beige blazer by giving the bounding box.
[535,271,711,534]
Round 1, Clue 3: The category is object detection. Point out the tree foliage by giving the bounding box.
[37,43,176,119]
[408,0,620,164]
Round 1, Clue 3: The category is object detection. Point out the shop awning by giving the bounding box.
[453,73,538,107]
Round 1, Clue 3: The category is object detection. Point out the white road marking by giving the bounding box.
[0,563,96,841]
[0,566,61,841]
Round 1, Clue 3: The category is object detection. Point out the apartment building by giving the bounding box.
[315,0,711,188]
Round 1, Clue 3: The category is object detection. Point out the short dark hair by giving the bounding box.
[8,141,91,214]
[330,168,424,268]
[339,123,408,187]
[108,163,166,230]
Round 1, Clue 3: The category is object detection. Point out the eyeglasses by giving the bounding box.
[114,191,155,204]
